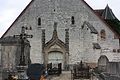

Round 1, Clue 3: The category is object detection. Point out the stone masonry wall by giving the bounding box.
[3,0,120,64]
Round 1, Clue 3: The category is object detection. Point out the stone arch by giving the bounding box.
[44,41,67,69]
[98,55,109,71]
[43,22,68,69]
[100,29,106,40]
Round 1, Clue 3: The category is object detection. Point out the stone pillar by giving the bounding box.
[65,29,69,70]
[16,66,28,79]
[42,29,45,52]
[65,29,69,53]
[42,29,46,65]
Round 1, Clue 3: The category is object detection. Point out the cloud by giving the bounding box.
[0,0,120,37]
[84,0,107,9]
[0,9,18,37]
[0,0,31,37]
[85,0,120,20]
[108,1,120,20]
[0,9,17,29]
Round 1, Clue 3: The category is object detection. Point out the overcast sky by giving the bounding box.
[0,0,120,37]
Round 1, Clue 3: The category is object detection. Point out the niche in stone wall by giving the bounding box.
[71,16,75,25]
[100,29,106,40]
[38,17,41,26]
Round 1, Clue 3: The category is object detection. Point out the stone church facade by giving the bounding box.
[1,0,120,70]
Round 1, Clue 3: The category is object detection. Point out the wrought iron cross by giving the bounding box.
[14,26,33,66]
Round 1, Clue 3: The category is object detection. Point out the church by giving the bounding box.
[0,0,120,74]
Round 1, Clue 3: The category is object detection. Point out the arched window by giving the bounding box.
[38,17,41,26]
[71,16,75,25]
[100,29,106,40]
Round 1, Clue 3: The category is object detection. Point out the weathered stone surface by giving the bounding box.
[0,36,31,79]
[1,0,120,68]
[48,71,99,80]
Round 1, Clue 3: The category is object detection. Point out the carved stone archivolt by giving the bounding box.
[42,22,69,69]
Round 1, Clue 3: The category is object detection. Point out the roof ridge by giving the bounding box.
[102,5,117,20]
[1,0,35,38]
[82,0,120,37]
[1,0,120,38]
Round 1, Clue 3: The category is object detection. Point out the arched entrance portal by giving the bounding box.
[48,51,63,68]
[43,22,69,70]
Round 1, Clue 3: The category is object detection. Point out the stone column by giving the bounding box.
[42,29,46,65]
[65,29,69,70]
